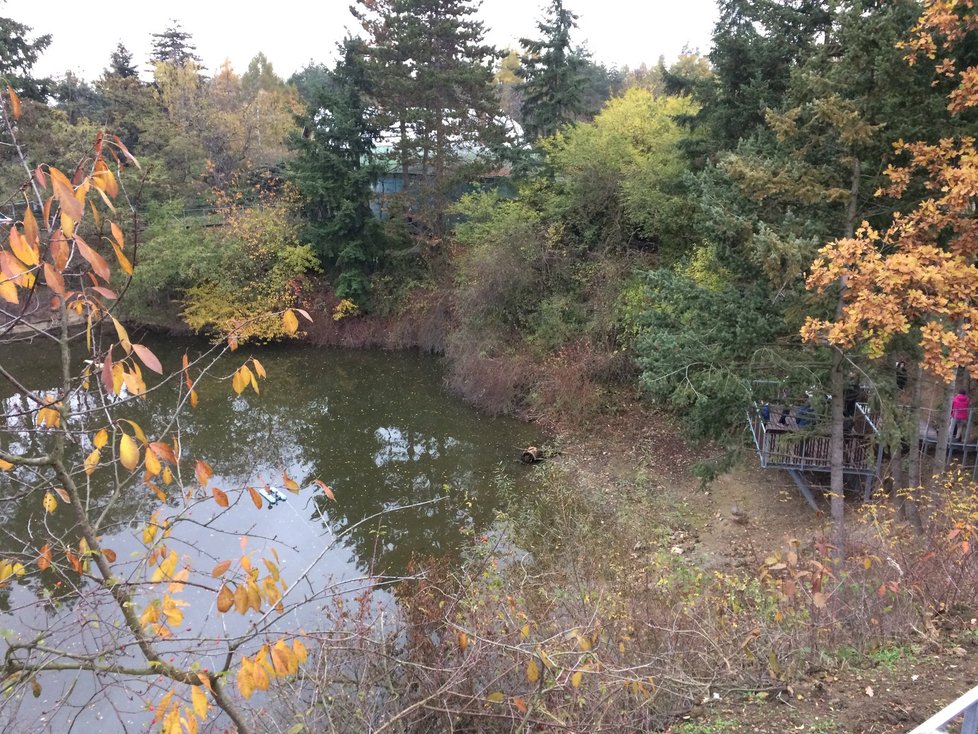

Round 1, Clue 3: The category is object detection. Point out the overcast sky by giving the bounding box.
[5,0,719,82]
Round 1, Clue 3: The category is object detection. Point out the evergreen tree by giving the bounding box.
[354,0,507,235]
[516,0,588,140]
[150,22,202,67]
[707,0,833,149]
[106,43,139,79]
[288,40,388,303]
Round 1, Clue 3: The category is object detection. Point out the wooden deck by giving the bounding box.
[747,406,879,476]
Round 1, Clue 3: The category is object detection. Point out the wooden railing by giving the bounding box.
[747,410,876,475]
[908,684,978,734]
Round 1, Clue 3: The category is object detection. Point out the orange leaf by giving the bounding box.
[75,236,110,281]
[53,487,70,503]
[43,263,65,296]
[212,487,229,508]
[49,230,69,270]
[6,85,20,120]
[22,207,38,246]
[314,479,335,501]
[195,460,213,486]
[216,584,233,613]
[37,544,51,571]
[211,560,232,577]
[248,486,263,509]
[149,441,177,464]
[48,167,83,223]
[9,227,38,266]
[282,470,299,493]
[102,548,117,563]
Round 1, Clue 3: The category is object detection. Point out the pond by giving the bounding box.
[0,335,544,731]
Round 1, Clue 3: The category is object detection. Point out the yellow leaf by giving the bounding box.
[292,638,308,664]
[111,316,131,354]
[110,221,125,249]
[162,466,173,485]
[237,664,254,700]
[252,358,266,378]
[521,624,530,640]
[0,278,17,305]
[216,584,233,613]
[191,685,208,720]
[487,692,505,703]
[282,309,299,335]
[0,458,11,471]
[144,447,162,477]
[42,491,57,513]
[119,433,140,471]
[85,449,100,475]
[527,658,540,683]
[93,428,108,449]
[234,583,249,614]
[232,368,246,396]
[271,641,291,677]
[571,670,583,688]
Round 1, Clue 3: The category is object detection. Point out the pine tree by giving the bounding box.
[354,0,506,235]
[150,22,202,67]
[289,40,388,303]
[516,0,588,140]
[106,43,139,79]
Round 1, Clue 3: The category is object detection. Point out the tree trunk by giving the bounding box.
[934,378,956,477]
[827,157,862,554]
[829,347,846,551]
[903,361,924,531]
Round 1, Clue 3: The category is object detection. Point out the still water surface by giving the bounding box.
[0,336,543,731]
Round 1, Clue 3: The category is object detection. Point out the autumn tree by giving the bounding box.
[803,0,978,482]
[0,85,332,732]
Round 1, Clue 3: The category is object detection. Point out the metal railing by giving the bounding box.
[909,684,978,734]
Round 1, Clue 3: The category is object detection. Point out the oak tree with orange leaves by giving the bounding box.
[803,0,978,488]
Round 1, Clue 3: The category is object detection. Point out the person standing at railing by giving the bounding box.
[951,389,970,441]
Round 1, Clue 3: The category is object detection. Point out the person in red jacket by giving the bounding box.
[952,389,971,441]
